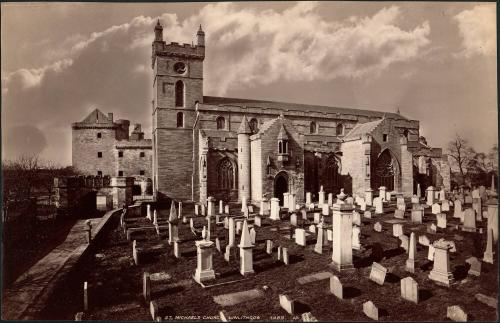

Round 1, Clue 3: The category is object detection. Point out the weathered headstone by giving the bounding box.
[353,211,361,226]
[465,256,481,276]
[432,203,441,215]
[447,305,467,322]
[374,197,383,214]
[369,262,387,285]
[400,276,418,304]
[331,203,354,271]
[194,240,216,283]
[279,294,295,314]
[374,222,382,232]
[330,275,343,299]
[393,223,403,237]
[418,234,430,246]
[352,225,361,250]
[239,220,255,275]
[428,239,455,287]
[437,213,447,229]
[394,209,405,219]
[314,223,325,254]
[411,209,423,224]
[266,240,273,254]
[406,232,417,273]
[453,200,463,218]
[301,312,319,322]
[283,247,289,265]
[174,241,181,258]
[363,301,379,321]
[143,272,151,303]
[364,210,372,219]
[462,208,476,232]
[399,234,409,252]
[483,228,495,264]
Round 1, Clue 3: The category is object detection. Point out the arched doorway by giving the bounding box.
[323,154,341,195]
[274,172,289,206]
[373,149,399,191]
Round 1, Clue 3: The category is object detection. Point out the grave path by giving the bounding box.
[2,210,117,320]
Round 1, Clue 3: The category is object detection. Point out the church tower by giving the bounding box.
[151,21,205,200]
[238,116,252,202]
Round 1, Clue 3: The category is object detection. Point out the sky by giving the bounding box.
[1,1,497,166]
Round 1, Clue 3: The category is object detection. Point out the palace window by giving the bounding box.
[218,158,235,190]
[175,80,184,107]
[310,122,317,134]
[97,152,102,158]
[278,140,288,154]
[403,129,409,139]
[336,123,344,136]
[140,152,145,157]
[139,170,145,175]
[383,134,388,142]
[118,170,124,176]
[118,151,123,158]
[97,132,102,139]
[216,116,225,130]
[250,118,259,133]
[176,112,184,128]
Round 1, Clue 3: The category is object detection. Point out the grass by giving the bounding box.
[39,202,498,321]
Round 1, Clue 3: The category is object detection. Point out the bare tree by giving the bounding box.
[447,135,476,185]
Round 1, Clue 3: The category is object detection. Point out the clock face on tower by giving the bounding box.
[174,62,187,74]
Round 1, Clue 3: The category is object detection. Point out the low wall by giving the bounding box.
[2,208,122,320]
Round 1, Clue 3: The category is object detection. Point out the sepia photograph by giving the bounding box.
[1,1,498,321]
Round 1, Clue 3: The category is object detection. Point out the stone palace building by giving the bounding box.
[150,21,450,206]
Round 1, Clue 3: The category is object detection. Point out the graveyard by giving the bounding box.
[36,187,497,321]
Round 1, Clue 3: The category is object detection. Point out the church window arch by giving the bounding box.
[216,116,226,130]
[176,112,184,128]
[218,158,236,190]
[336,123,344,136]
[310,121,317,134]
[175,80,184,107]
[250,118,259,133]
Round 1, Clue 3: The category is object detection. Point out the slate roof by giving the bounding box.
[80,108,112,124]
[203,96,404,120]
[343,119,384,141]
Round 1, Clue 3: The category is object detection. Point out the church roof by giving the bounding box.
[343,119,384,141]
[237,115,252,134]
[276,123,289,140]
[203,96,405,120]
[80,108,112,124]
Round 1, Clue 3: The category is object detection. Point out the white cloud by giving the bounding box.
[454,5,496,57]
[2,58,73,90]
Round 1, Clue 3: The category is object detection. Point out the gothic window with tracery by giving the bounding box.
[218,158,235,190]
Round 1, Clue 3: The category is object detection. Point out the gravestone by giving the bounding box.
[254,215,262,227]
[224,205,230,214]
[419,235,430,246]
[306,192,312,205]
[266,240,273,254]
[279,294,295,315]
[228,217,235,246]
[239,220,255,275]
[314,213,321,224]
[353,211,361,226]
[322,204,330,216]
[394,209,405,219]
[462,208,476,232]
[428,244,435,261]
[465,256,481,276]
[143,272,151,303]
[393,223,403,237]
[473,198,482,221]
[411,209,423,224]
[397,197,406,211]
[363,301,379,321]
[411,195,419,204]
[364,210,372,219]
[379,186,387,202]
[295,228,306,246]
[426,186,435,206]
[270,198,280,220]
[432,203,441,215]
[365,188,374,206]
[174,241,181,258]
[374,222,382,232]
[400,277,418,304]
[330,275,343,299]
[309,224,316,234]
[328,193,333,206]
[369,262,387,285]
[447,305,467,322]
[249,228,256,245]
[301,312,319,322]
[399,234,409,252]
[406,232,416,273]
[483,228,494,264]
[290,213,298,226]
[442,200,450,212]
[331,203,354,271]
[84,281,88,311]
[453,200,463,218]
[429,239,455,287]
[352,225,361,250]
[283,247,289,265]
[194,240,216,283]
[374,197,383,214]
[314,223,325,254]
[248,205,254,214]
[437,213,447,229]
[215,238,221,253]
[277,246,282,261]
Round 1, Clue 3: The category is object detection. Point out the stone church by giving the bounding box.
[151,21,450,205]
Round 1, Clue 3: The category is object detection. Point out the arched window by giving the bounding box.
[216,116,225,130]
[336,123,344,136]
[403,129,409,139]
[218,158,235,190]
[176,112,184,128]
[310,122,317,134]
[250,118,259,133]
[175,80,184,107]
[279,141,283,154]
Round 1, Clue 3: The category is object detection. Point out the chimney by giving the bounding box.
[108,113,114,123]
